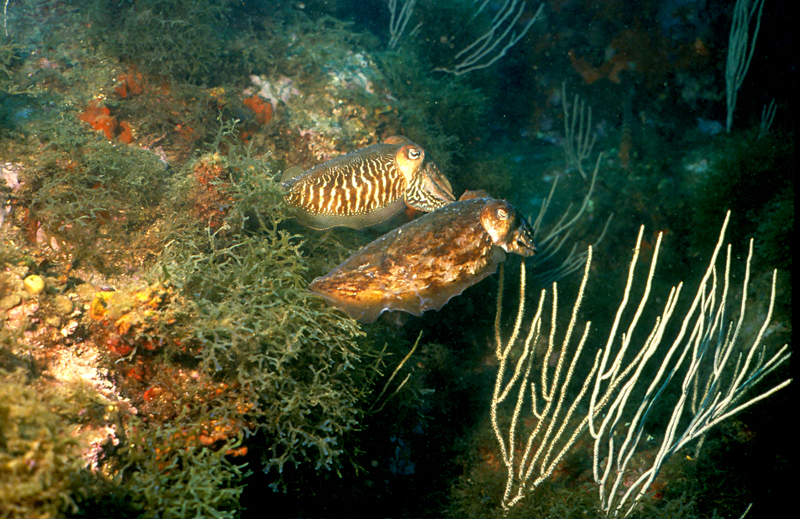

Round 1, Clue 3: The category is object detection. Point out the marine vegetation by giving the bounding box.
[160,140,381,485]
[0,367,105,519]
[22,119,170,271]
[78,0,250,86]
[158,227,369,485]
[93,415,250,519]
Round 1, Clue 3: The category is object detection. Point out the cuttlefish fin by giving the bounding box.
[309,258,504,324]
[383,135,410,145]
[459,189,492,201]
[308,282,391,324]
[292,197,407,230]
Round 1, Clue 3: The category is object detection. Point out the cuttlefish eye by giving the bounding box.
[406,147,422,160]
[496,208,509,220]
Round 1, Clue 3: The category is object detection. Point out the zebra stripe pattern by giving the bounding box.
[285,154,406,216]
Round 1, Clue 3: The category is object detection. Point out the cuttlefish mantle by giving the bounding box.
[309,191,537,323]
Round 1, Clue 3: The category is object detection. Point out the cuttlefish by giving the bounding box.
[282,136,455,230]
[309,191,537,323]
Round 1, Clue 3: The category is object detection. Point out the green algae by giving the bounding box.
[95,416,249,519]
[0,69,394,511]
[2,96,391,515]
[158,140,375,490]
[79,0,235,86]
[0,368,94,519]
[22,116,170,270]
[75,0,287,88]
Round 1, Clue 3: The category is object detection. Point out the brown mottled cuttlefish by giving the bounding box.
[309,190,537,323]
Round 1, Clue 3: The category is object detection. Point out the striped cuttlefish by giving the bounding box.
[281,136,455,230]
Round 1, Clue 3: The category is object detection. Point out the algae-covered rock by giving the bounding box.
[142,144,373,494]
[160,219,368,488]
[104,416,249,519]
[0,369,84,518]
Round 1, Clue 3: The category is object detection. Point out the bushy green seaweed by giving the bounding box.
[75,0,282,87]
[96,416,249,519]
[157,141,376,491]
[18,110,170,269]
[0,368,88,518]
[77,0,234,86]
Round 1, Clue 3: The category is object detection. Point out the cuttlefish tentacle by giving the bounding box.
[405,159,455,212]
